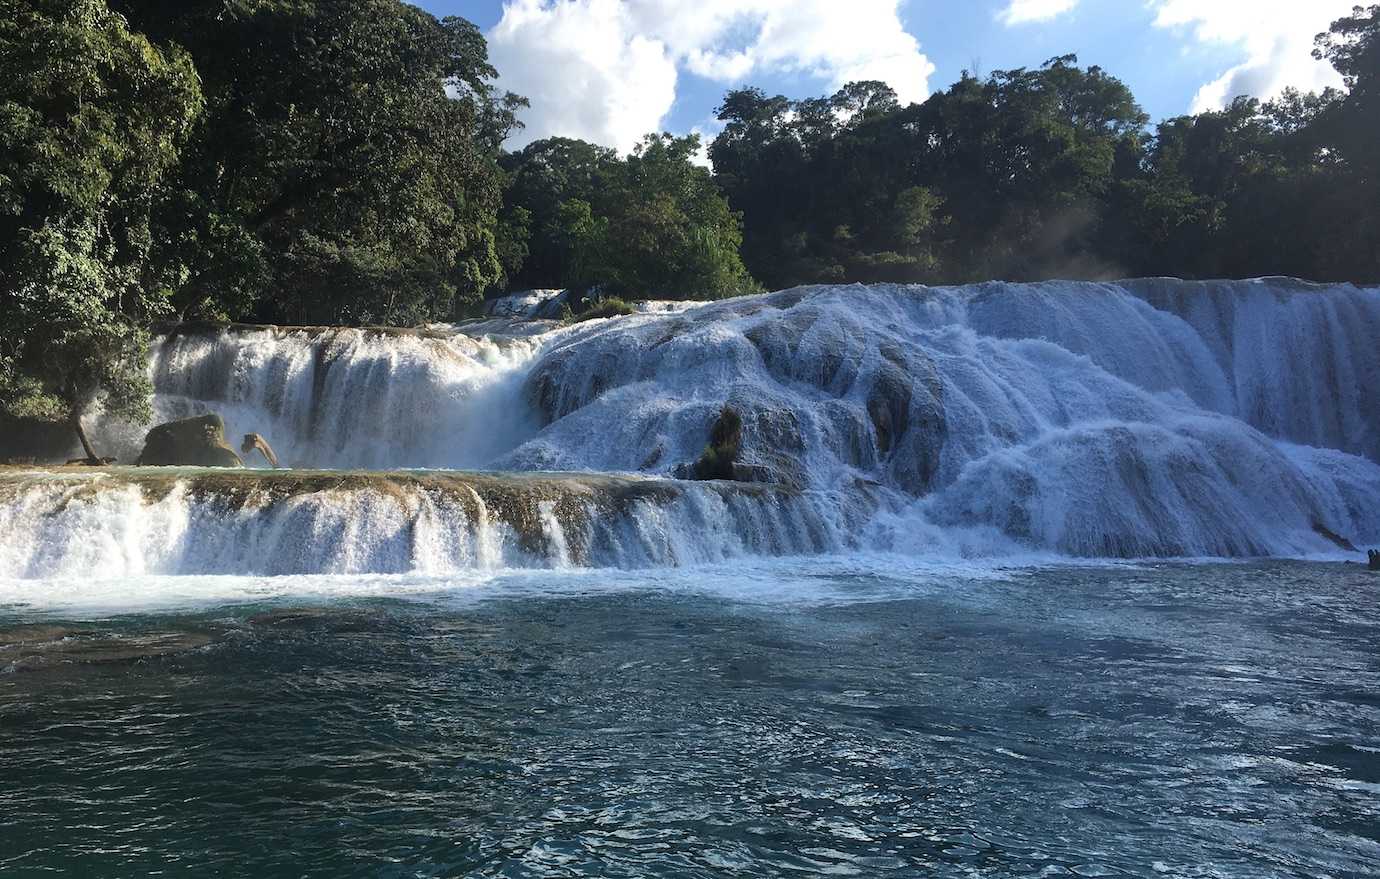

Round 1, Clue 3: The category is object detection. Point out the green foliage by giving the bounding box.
[501,133,759,300]
[113,0,517,325]
[706,35,1379,287]
[500,137,619,289]
[710,58,1149,287]
[569,297,635,323]
[0,0,202,428]
[691,407,743,481]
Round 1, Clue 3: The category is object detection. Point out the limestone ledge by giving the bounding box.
[0,466,799,564]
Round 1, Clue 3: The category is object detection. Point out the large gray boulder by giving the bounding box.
[136,414,244,468]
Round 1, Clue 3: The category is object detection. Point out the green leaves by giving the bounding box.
[109,0,512,326]
[0,0,201,428]
[503,133,757,301]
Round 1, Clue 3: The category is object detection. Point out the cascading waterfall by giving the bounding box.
[0,470,856,578]
[94,323,547,469]
[5,277,1378,577]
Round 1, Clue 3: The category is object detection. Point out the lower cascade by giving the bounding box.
[4,278,1379,576]
[0,470,857,578]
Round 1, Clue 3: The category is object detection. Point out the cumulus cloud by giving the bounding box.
[487,0,935,152]
[1148,0,1355,112]
[997,0,1079,26]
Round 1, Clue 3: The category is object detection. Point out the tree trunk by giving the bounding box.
[70,412,98,463]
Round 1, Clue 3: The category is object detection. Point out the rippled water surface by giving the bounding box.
[2,561,1379,877]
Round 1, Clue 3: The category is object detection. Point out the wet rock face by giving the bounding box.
[508,286,950,495]
[137,414,245,468]
[868,344,946,496]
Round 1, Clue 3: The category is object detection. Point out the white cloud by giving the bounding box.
[1148,0,1354,112]
[997,0,1078,26]
[688,118,726,168]
[487,0,678,153]
[487,0,935,152]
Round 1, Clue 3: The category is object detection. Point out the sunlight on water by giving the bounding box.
[2,561,1377,876]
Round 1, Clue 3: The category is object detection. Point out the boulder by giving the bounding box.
[136,414,244,468]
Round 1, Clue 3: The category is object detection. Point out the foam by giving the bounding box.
[9,278,1368,578]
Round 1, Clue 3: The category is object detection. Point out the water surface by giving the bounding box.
[2,560,1378,877]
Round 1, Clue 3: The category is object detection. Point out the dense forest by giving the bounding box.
[2,0,1378,444]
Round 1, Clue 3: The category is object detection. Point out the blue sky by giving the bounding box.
[421,1,1351,152]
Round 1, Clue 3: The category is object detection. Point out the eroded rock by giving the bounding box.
[137,414,244,468]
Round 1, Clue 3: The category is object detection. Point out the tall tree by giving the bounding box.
[1309,4,1380,280]
[0,0,202,458]
[503,134,758,300]
[113,0,519,325]
[499,137,620,290]
[710,60,1148,287]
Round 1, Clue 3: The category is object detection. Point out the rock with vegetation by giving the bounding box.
[569,297,637,323]
[136,415,244,468]
[685,407,744,481]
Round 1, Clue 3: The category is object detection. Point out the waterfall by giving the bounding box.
[0,470,856,578]
[94,324,546,469]
[5,277,1374,574]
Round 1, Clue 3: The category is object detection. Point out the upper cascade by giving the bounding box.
[37,277,1377,565]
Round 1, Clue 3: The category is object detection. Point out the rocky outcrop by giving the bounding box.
[688,407,743,481]
[0,467,847,575]
[136,414,244,468]
[240,433,281,468]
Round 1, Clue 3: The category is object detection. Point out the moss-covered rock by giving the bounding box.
[136,414,245,468]
[689,407,743,481]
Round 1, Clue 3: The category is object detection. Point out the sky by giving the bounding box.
[421,0,1356,153]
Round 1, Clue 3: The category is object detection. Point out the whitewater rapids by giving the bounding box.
[5,277,1379,577]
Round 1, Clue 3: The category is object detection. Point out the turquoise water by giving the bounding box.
[2,561,1378,876]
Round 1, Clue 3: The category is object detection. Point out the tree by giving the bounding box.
[1110,3,1380,285]
[503,134,758,300]
[0,0,202,458]
[500,137,620,290]
[709,60,1148,287]
[1308,5,1380,279]
[112,0,518,325]
[597,134,757,299]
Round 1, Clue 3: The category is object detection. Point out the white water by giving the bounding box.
[103,326,545,469]
[0,470,856,579]
[6,278,1378,582]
